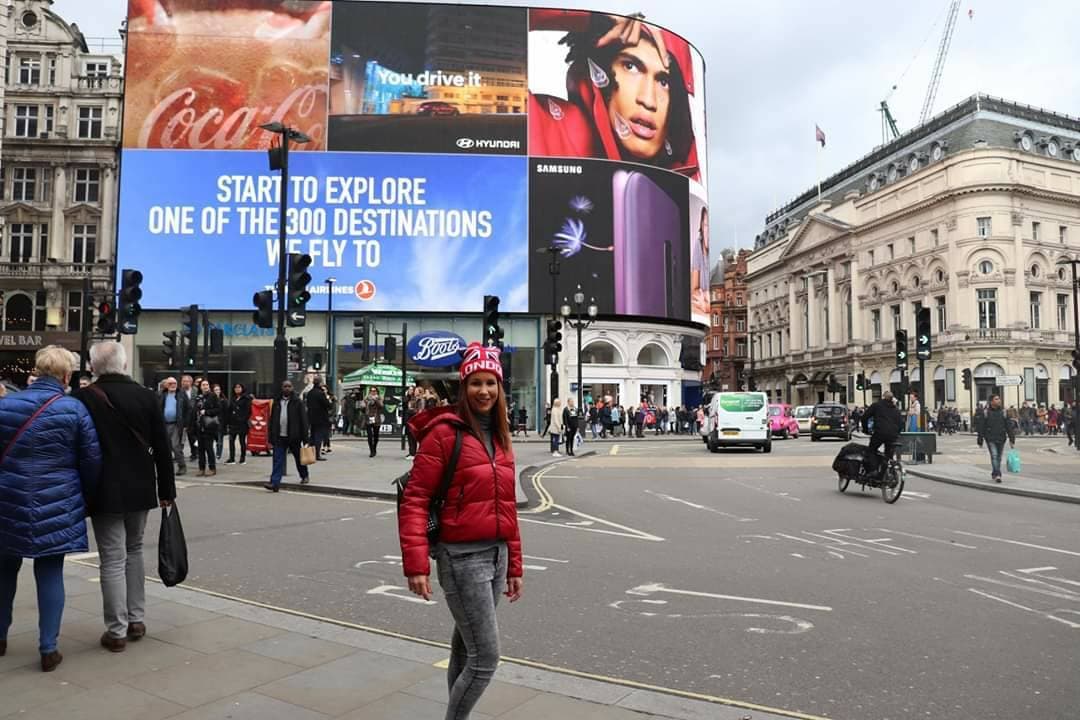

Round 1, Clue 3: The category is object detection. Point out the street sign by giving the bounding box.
[997,375,1023,386]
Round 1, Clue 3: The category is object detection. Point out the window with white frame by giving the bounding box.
[1058,294,1069,331]
[735,340,746,357]
[77,107,103,139]
[777,331,783,355]
[1061,226,1069,244]
[44,105,54,134]
[979,260,993,275]
[1029,292,1042,329]
[908,236,916,255]
[978,288,997,329]
[767,334,773,356]
[891,304,901,333]
[711,312,719,327]
[935,296,946,332]
[872,309,881,340]
[12,167,36,202]
[9,223,35,263]
[736,319,745,332]
[1032,222,1040,241]
[868,249,875,266]
[48,56,56,85]
[85,62,109,78]
[14,105,38,137]
[72,224,97,267]
[73,169,100,203]
[711,335,720,351]
[977,217,992,238]
[18,56,40,85]
[931,228,939,246]
[723,316,730,332]
[887,243,895,260]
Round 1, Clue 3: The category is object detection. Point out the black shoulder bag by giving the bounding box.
[392,429,464,546]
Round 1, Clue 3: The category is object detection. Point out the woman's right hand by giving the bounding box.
[407,575,432,601]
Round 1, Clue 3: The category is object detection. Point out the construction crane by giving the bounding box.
[919,0,961,124]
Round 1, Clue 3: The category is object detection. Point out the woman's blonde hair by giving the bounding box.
[34,345,76,380]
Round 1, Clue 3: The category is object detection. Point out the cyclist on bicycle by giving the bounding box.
[861,391,903,476]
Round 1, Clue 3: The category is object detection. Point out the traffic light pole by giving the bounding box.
[273,131,290,391]
[201,309,211,385]
[76,274,92,390]
[400,322,408,452]
[919,357,927,431]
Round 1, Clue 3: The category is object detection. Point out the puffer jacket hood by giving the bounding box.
[0,378,102,558]
[400,406,521,579]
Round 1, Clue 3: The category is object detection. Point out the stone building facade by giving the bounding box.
[747,95,1080,412]
[0,0,122,382]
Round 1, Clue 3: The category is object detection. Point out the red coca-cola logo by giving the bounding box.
[138,80,325,150]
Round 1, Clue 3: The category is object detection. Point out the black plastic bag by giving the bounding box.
[158,503,188,587]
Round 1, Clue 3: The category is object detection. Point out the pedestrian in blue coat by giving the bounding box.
[0,346,102,672]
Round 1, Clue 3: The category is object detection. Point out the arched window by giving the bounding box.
[4,294,33,331]
[636,344,669,366]
[582,341,622,365]
[978,260,993,275]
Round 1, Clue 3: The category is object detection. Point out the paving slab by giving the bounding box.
[123,648,302,708]
[11,681,186,720]
[152,616,286,654]
[336,690,493,720]
[165,691,330,720]
[907,463,1080,504]
[241,632,357,668]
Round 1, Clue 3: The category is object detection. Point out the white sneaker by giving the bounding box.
[405,455,415,460]
[552,451,562,457]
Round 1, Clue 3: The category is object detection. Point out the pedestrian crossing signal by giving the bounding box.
[962,368,972,391]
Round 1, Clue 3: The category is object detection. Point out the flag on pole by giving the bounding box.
[815,124,826,147]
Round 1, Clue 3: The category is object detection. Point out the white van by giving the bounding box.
[706,391,771,453]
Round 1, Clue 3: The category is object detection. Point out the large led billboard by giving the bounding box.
[118,1,709,323]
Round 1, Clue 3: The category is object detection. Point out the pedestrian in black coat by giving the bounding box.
[193,380,221,475]
[225,383,252,465]
[306,378,331,461]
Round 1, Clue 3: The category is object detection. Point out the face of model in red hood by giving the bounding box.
[606,38,671,161]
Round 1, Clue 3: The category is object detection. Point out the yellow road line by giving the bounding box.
[68,559,829,720]
[610,444,620,455]
[524,463,556,514]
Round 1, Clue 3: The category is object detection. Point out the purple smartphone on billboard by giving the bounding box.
[613,170,681,318]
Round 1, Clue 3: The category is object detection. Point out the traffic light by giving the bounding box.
[353,318,370,361]
[1072,349,1080,375]
[482,295,504,349]
[748,376,757,392]
[288,337,304,366]
[96,301,116,335]
[384,335,397,363]
[544,319,563,365]
[962,368,972,391]
[286,253,312,327]
[313,354,323,371]
[916,308,932,361]
[252,290,274,329]
[895,329,908,369]
[209,327,224,354]
[827,373,842,394]
[117,268,143,334]
[856,372,866,391]
[181,304,199,367]
[162,331,177,367]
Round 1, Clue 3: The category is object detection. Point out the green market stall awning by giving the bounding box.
[340,364,415,389]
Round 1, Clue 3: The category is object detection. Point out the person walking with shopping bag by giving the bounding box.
[399,343,523,719]
[976,394,1015,483]
[75,341,176,652]
[548,398,564,456]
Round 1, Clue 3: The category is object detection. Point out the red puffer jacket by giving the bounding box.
[399,407,522,579]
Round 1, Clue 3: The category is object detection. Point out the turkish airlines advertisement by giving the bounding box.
[118,0,708,323]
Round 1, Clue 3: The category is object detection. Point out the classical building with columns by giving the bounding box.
[747,95,1080,413]
[0,0,121,382]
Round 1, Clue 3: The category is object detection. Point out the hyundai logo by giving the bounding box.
[456,138,476,149]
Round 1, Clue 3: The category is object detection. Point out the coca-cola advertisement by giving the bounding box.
[327,2,527,155]
[123,0,332,150]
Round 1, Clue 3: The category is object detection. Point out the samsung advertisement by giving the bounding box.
[118,0,710,323]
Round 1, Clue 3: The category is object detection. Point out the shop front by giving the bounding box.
[0,331,85,386]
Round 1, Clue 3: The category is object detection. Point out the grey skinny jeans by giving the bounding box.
[92,511,149,639]
[435,543,508,720]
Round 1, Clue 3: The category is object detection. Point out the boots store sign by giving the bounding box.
[407,331,465,368]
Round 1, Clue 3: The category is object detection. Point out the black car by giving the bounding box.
[810,403,852,441]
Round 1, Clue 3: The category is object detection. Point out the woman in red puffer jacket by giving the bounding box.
[399,343,522,718]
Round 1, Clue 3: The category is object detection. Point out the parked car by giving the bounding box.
[417,101,460,116]
[767,403,800,439]
[810,403,852,441]
[706,391,771,453]
[794,405,815,435]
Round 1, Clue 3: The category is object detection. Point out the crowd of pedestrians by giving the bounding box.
[537,398,707,456]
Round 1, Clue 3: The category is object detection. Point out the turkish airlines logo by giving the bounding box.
[354,280,376,301]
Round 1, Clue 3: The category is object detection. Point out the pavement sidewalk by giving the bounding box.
[1,562,792,720]
[906,463,1080,504]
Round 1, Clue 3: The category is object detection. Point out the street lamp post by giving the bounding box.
[1058,257,1080,398]
[561,285,598,415]
[325,277,336,394]
[259,121,311,390]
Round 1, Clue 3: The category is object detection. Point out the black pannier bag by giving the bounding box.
[832,442,868,477]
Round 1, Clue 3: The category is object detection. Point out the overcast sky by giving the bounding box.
[54,0,1080,254]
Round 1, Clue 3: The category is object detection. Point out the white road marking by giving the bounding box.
[790,553,805,559]
[340,517,355,522]
[875,528,976,549]
[968,588,1080,629]
[367,584,436,605]
[903,490,932,498]
[609,601,816,634]
[524,554,569,564]
[519,516,663,542]
[563,520,595,527]
[776,533,818,545]
[998,572,1080,599]
[965,574,1080,602]
[732,480,801,502]
[1018,567,1058,574]
[610,445,620,455]
[644,490,757,522]
[523,564,548,571]
[624,583,832,612]
[953,531,1080,558]
[828,551,845,560]
[376,509,396,516]
[823,529,917,555]
[802,531,902,556]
